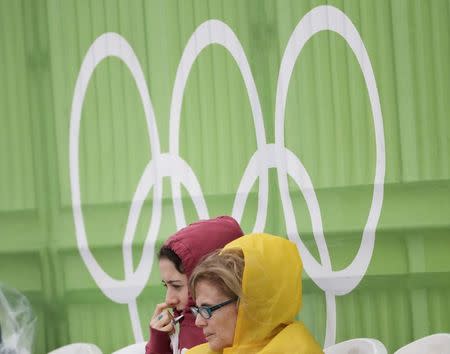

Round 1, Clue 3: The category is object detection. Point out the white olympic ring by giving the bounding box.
[70,5,385,346]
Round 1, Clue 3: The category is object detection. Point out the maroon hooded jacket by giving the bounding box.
[145,216,244,354]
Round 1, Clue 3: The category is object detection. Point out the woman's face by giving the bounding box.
[159,258,189,311]
[194,280,238,351]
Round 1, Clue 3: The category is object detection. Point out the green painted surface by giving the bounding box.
[0,1,449,353]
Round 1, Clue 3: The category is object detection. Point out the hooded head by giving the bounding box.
[161,216,244,316]
[225,234,302,350]
[163,216,244,279]
[189,233,303,353]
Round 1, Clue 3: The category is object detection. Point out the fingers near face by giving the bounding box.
[151,310,174,332]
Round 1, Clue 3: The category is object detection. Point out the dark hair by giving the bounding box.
[158,246,184,273]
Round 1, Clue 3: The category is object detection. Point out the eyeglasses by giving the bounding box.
[190,298,238,319]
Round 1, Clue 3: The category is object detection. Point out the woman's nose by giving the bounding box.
[195,314,206,327]
[165,291,177,306]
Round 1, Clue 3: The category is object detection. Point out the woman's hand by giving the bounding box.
[150,303,175,335]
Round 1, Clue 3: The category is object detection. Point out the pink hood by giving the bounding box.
[165,216,244,350]
[164,216,244,279]
[146,216,244,354]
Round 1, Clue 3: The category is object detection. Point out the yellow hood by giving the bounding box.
[188,233,323,354]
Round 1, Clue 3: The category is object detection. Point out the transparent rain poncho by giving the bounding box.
[0,283,36,354]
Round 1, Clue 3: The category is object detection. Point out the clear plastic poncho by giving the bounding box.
[0,283,36,354]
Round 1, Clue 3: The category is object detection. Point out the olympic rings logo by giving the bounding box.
[70,5,385,346]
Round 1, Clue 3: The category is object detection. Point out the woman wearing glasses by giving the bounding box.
[187,233,323,354]
[145,216,244,354]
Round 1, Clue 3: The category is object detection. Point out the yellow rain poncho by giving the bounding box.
[187,233,323,354]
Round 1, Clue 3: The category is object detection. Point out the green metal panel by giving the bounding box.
[0,1,449,353]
